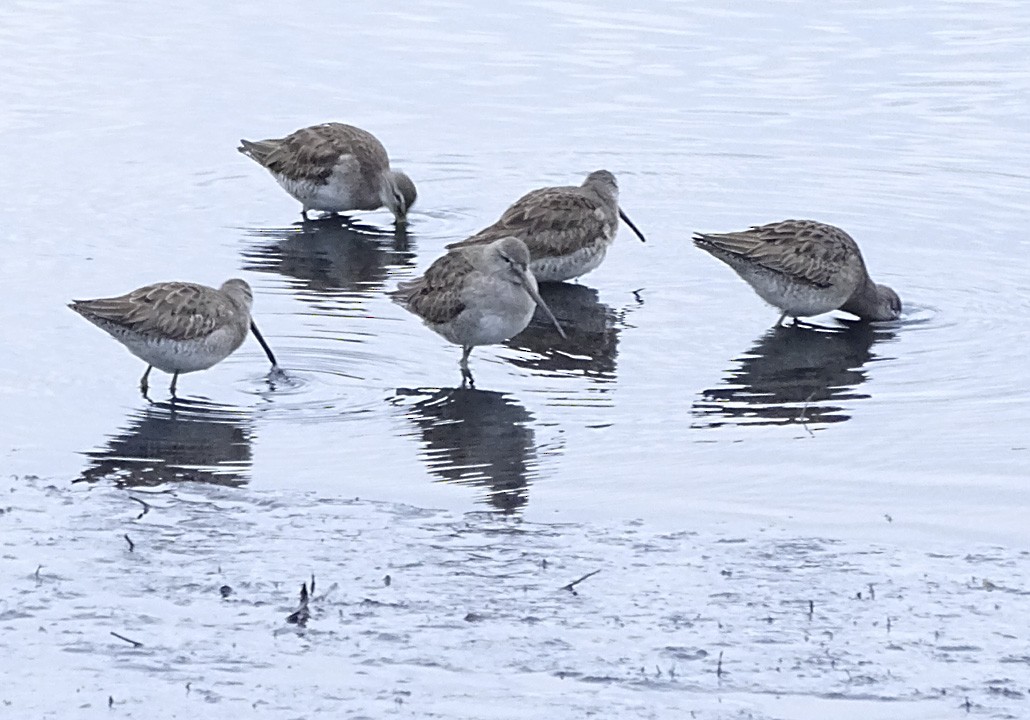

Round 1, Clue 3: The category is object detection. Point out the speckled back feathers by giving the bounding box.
[238,123,390,184]
[447,171,619,259]
[69,280,252,342]
[693,219,863,288]
[391,251,475,326]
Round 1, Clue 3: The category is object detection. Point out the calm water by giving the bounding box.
[2,1,1029,717]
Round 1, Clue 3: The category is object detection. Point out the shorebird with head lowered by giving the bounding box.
[391,236,566,386]
[447,170,646,283]
[69,279,279,395]
[693,219,902,324]
[238,122,416,223]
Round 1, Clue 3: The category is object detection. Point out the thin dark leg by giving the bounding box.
[301,208,310,221]
[140,365,152,393]
[169,372,179,396]
[459,346,475,388]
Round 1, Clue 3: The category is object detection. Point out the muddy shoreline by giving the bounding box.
[3,475,1025,718]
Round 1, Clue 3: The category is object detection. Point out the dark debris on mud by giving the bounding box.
[2,475,1028,719]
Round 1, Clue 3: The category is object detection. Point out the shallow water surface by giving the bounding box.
[2,0,1029,717]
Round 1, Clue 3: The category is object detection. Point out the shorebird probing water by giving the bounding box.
[70,279,279,395]
[238,122,416,223]
[693,219,901,324]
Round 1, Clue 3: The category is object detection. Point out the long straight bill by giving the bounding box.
[250,320,279,367]
[518,270,567,339]
[619,208,647,242]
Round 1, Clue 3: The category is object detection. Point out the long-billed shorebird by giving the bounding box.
[447,170,646,283]
[391,236,566,385]
[693,219,901,324]
[238,122,416,223]
[69,279,279,394]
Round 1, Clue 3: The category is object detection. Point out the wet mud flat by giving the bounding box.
[2,475,1027,719]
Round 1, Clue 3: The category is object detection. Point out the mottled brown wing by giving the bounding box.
[694,220,856,288]
[448,187,610,258]
[391,251,473,325]
[241,123,389,183]
[71,282,235,341]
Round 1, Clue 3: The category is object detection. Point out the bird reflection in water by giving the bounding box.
[393,387,539,512]
[504,282,624,381]
[240,216,416,300]
[77,397,253,487]
[693,322,897,429]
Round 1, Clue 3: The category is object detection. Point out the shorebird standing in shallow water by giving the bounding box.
[238,122,416,223]
[391,236,567,386]
[693,219,902,324]
[70,279,279,395]
[447,170,646,283]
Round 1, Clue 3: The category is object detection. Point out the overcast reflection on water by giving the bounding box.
[1,0,1028,541]
[693,321,898,429]
[392,386,539,512]
[241,218,416,302]
[504,282,628,382]
[77,397,254,487]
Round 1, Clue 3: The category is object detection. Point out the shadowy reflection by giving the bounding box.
[241,217,416,298]
[393,387,538,512]
[504,282,622,381]
[77,398,254,486]
[693,322,897,429]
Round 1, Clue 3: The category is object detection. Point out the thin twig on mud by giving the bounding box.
[110,631,143,648]
[560,569,601,594]
[129,496,151,519]
[124,534,134,552]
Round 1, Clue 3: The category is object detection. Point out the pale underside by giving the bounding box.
[715,256,856,317]
[97,321,248,374]
[272,156,382,213]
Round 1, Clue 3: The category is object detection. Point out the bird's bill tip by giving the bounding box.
[619,209,647,242]
[519,275,567,340]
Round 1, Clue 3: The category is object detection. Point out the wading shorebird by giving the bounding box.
[238,122,416,223]
[693,219,901,324]
[69,279,279,395]
[446,170,646,283]
[391,236,567,386]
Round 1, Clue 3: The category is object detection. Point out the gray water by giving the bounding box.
[2,1,1029,717]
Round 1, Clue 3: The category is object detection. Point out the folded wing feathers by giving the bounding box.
[239,123,389,184]
[71,283,234,341]
[391,252,473,326]
[448,187,608,258]
[694,221,855,288]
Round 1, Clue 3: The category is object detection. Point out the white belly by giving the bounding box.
[272,156,380,213]
[121,327,246,374]
[748,274,851,317]
[531,245,607,283]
